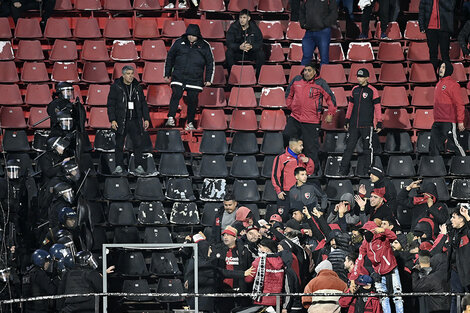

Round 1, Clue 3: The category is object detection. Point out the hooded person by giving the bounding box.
[327,192,360,227]
[235,206,254,228]
[429,60,466,156]
[164,23,214,130]
[367,166,397,213]
[324,229,351,282]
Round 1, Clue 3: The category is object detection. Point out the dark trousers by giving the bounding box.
[290,0,301,21]
[11,0,56,23]
[168,84,200,124]
[378,0,397,32]
[429,122,466,156]
[276,191,290,222]
[226,48,265,77]
[115,118,144,168]
[282,116,321,173]
[450,270,469,313]
[340,126,374,172]
[426,29,451,71]
[362,4,373,35]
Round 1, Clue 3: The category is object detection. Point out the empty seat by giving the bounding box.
[16,40,44,61]
[143,227,172,243]
[329,87,346,108]
[262,180,277,201]
[199,130,228,154]
[286,22,305,40]
[230,155,259,178]
[258,65,287,85]
[200,20,224,39]
[199,0,225,11]
[287,43,302,62]
[44,18,72,39]
[407,41,429,61]
[451,179,470,200]
[209,41,225,63]
[230,131,258,154]
[386,155,415,177]
[320,64,347,84]
[170,202,199,224]
[155,129,184,152]
[259,87,286,108]
[110,40,139,61]
[98,152,118,174]
[413,109,433,130]
[104,0,132,10]
[375,21,402,40]
[108,202,137,225]
[0,85,23,106]
[198,155,228,177]
[449,156,470,176]
[409,63,437,83]
[117,251,148,275]
[104,18,131,39]
[199,87,226,108]
[0,40,13,60]
[159,153,189,176]
[142,62,166,84]
[162,20,186,37]
[228,0,255,10]
[2,130,30,151]
[199,109,227,130]
[451,62,467,82]
[0,18,12,39]
[328,42,345,62]
[404,21,426,40]
[89,107,111,128]
[122,280,153,302]
[200,178,226,202]
[165,178,195,201]
[81,40,109,61]
[86,84,110,106]
[268,42,285,62]
[228,87,256,108]
[449,41,463,61]
[322,132,347,154]
[14,18,42,39]
[25,84,51,105]
[75,0,102,10]
[212,65,227,85]
[349,63,376,84]
[233,179,260,201]
[149,252,180,275]
[134,18,159,39]
[104,177,133,200]
[259,21,284,40]
[229,109,257,131]
[137,201,167,225]
[261,155,276,178]
[383,109,412,130]
[228,65,256,85]
[49,39,78,61]
[21,62,49,82]
[418,155,446,177]
[411,86,434,107]
[326,179,354,200]
[259,109,286,131]
[325,156,351,178]
[133,0,161,9]
[74,18,101,38]
[347,42,374,62]
[146,84,171,107]
[82,62,110,83]
[258,0,283,11]
[384,132,413,153]
[51,62,79,82]
[379,63,407,83]
[377,42,404,62]
[260,132,283,154]
[416,131,431,154]
[381,86,409,107]
[141,39,166,60]
[54,0,72,9]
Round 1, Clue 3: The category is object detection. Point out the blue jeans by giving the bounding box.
[450,270,466,313]
[301,28,331,66]
[336,0,354,19]
[375,267,404,313]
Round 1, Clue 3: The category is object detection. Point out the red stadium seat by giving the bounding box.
[133,0,161,9]
[321,64,347,84]
[404,21,426,40]
[28,107,50,128]
[199,0,225,11]
[146,84,171,107]
[74,18,101,39]
[0,107,27,128]
[161,20,186,37]
[112,62,139,81]
[411,86,434,107]
[330,87,347,108]
[25,84,52,105]
[379,63,407,83]
[14,18,42,39]
[288,65,304,83]
[257,0,284,12]
[86,84,110,106]
[267,43,285,62]
[407,41,429,61]
[229,109,257,130]
[81,40,109,61]
[287,43,302,62]
[375,22,402,40]
[259,87,286,108]
[0,85,23,105]
[134,18,159,39]
[198,87,227,107]
[258,21,284,40]
[200,20,225,39]
[451,62,467,82]
[89,107,111,129]
[54,0,73,10]
[16,40,44,61]
[21,62,49,82]
[212,65,227,85]
[82,62,110,83]
[381,86,409,107]
[259,109,286,130]
[286,22,305,40]
[199,109,227,130]
[228,65,256,85]
[349,63,376,84]
[104,0,132,10]
[49,39,77,61]
[51,62,79,82]
[347,42,374,62]
[227,0,255,11]
[383,109,412,130]
[44,18,72,39]
[141,40,167,61]
[321,108,345,131]
[104,19,131,39]
[209,41,226,63]
[0,18,12,39]
[409,63,437,83]
[449,41,463,61]
[377,42,404,62]
[0,41,14,60]
[413,109,434,130]
[258,65,286,85]
[228,87,257,108]
[110,40,139,61]
[0,61,19,83]
[75,0,102,10]
[328,43,345,62]
[142,62,166,84]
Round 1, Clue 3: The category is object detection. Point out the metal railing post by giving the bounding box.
[94,295,99,313]
[276,295,281,313]
[457,294,462,313]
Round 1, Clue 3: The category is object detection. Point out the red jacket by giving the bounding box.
[245,254,284,306]
[339,289,383,313]
[271,148,315,194]
[434,76,465,123]
[351,222,398,278]
[286,75,336,124]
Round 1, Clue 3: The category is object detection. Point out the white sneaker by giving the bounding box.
[164,3,175,8]
[185,122,196,130]
[178,1,187,8]
[166,117,176,127]
[191,0,198,6]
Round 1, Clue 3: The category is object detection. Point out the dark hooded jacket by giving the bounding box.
[447,220,470,287]
[458,20,470,56]
[299,0,338,32]
[397,182,449,232]
[164,24,214,89]
[226,19,263,53]
[418,0,456,33]
[324,229,350,282]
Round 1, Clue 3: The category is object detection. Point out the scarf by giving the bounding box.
[413,194,436,205]
[251,253,267,301]
[287,148,298,160]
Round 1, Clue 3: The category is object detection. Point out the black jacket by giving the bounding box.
[345,84,382,129]
[164,24,214,89]
[24,266,58,313]
[419,0,456,33]
[289,183,328,211]
[299,0,338,32]
[106,77,150,135]
[448,221,470,287]
[373,176,397,213]
[57,267,102,311]
[226,19,263,53]
[458,20,470,55]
